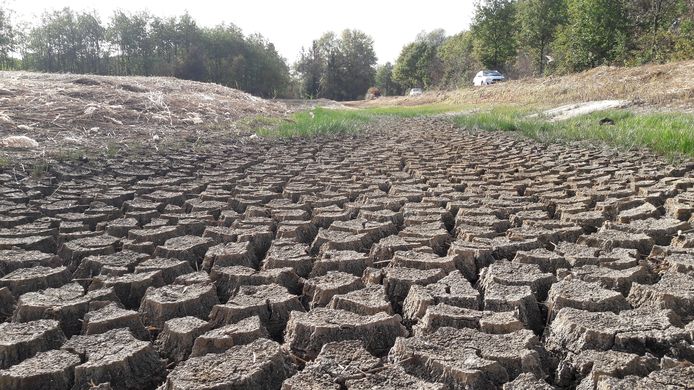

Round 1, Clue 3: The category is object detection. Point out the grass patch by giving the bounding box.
[257,104,465,137]
[453,108,694,160]
[31,161,50,178]
[256,108,371,137]
[360,103,467,117]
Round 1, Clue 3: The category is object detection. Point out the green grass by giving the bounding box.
[453,108,694,159]
[360,103,466,117]
[253,102,692,160]
[256,104,465,137]
[256,108,370,137]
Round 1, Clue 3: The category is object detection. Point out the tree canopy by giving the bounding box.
[0,2,692,98]
[295,29,377,100]
[12,8,290,97]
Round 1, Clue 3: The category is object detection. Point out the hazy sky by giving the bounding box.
[6,0,475,64]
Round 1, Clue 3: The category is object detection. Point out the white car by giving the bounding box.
[408,88,423,96]
[473,70,505,86]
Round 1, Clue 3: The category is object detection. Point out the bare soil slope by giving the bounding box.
[353,60,694,111]
[0,71,288,153]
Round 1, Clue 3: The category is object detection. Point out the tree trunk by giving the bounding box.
[651,0,663,60]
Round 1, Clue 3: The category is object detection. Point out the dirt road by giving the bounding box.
[0,117,692,389]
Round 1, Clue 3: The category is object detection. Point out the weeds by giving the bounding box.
[55,148,86,162]
[31,161,50,178]
[105,142,120,158]
[256,108,370,137]
[255,104,464,137]
[453,108,694,160]
[256,103,693,160]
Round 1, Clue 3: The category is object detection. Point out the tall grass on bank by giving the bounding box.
[454,109,694,159]
[254,104,693,160]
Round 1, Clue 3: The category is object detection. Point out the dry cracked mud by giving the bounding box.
[0,116,693,389]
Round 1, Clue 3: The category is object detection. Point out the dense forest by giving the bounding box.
[0,0,693,100]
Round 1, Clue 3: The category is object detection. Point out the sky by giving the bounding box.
[6,0,475,64]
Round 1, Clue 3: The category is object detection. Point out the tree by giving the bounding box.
[626,0,688,62]
[296,41,323,98]
[392,29,447,90]
[671,1,694,59]
[76,11,105,73]
[338,29,377,100]
[516,0,567,74]
[295,29,377,100]
[393,42,432,88]
[24,8,86,73]
[0,5,16,69]
[107,11,153,75]
[471,0,517,71]
[553,0,629,71]
[437,31,480,88]
[375,62,402,96]
[174,45,206,81]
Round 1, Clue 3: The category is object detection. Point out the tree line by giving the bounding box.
[0,7,290,97]
[377,0,694,95]
[0,2,693,100]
